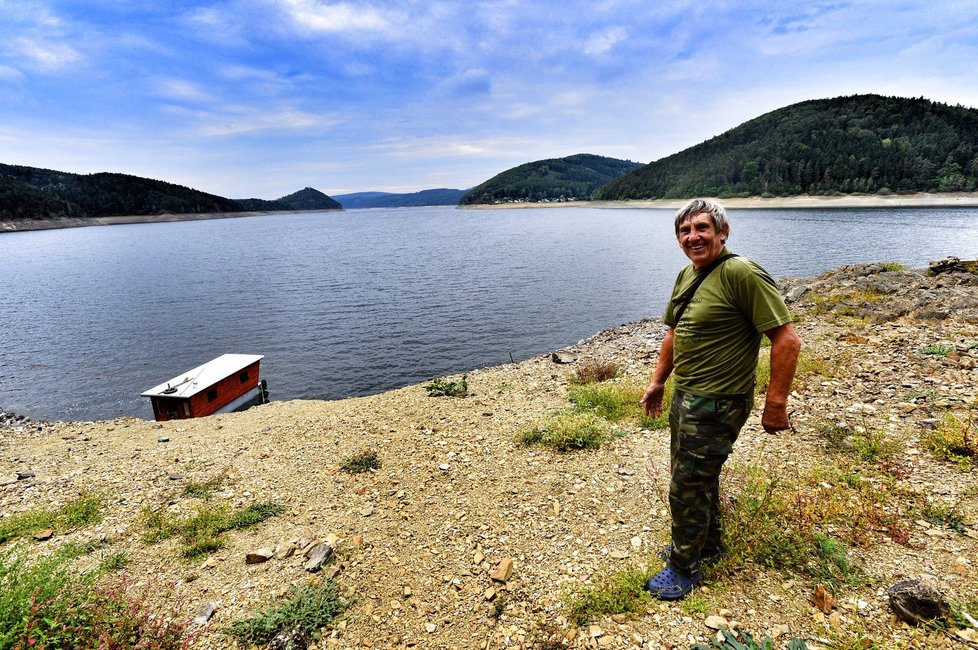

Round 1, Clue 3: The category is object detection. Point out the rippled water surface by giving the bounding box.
[2,205,977,421]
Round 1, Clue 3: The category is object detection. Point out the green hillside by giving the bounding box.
[0,164,341,220]
[594,94,978,200]
[459,154,642,205]
[279,187,342,210]
[333,188,465,209]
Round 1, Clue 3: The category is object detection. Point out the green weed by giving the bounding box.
[880,262,907,272]
[921,411,977,469]
[564,564,655,626]
[519,412,610,451]
[693,627,809,649]
[921,344,955,356]
[227,580,349,644]
[0,492,105,546]
[425,375,468,397]
[567,379,669,429]
[141,500,285,559]
[341,451,381,474]
[717,464,876,589]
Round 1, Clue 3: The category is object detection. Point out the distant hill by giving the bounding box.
[0,164,342,220]
[332,188,466,209]
[278,187,342,211]
[595,94,978,200]
[459,154,643,205]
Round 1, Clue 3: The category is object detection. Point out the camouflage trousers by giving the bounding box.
[667,389,753,575]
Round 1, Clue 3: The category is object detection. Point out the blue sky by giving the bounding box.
[2,1,977,199]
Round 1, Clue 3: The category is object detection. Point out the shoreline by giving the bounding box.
[3,192,978,233]
[460,191,978,210]
[0,208,341,233]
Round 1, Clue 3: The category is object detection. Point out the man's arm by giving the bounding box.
[640,328,675,417]
[761,322,801,433]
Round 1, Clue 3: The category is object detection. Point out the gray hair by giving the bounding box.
[674,198,729,237]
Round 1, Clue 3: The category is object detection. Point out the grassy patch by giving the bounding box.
[880,261,907,272]
[716,462,901,589]
[567,379,669,430]
[921,344,955,356]
[818,420,902,463]
[519,412,611,451]
[569,359,620,385]
[340,451,381,474]
[0,492,105,546]
[183,470,228,499]
[921,500,968,535]
[0,544,193,649]
[564,564,655,626]
[425,375,468,397]
[141,500,286,559]
[227,580,348,644]
[921,411,977,470]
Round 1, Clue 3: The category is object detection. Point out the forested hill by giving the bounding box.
[459,154,642,205]
[333,188,465,209]
[277,187,342,210]
[0,164,341,220]
[594,95,978,200]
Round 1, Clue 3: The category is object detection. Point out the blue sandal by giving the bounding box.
[645,566,703,600]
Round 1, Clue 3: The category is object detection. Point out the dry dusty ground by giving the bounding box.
[2,263,977,650]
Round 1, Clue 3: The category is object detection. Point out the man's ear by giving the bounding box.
[720,225,730,244]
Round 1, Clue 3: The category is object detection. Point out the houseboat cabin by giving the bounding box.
[142,354,267,422]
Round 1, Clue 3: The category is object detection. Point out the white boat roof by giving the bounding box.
[141,354,263,399]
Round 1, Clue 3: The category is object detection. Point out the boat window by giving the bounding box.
[207,388,218,402]
[240,371,249,384]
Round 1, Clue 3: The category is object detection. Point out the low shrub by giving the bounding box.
[564,564,655,626]
[569,359,620,385]
[519,412,610,451]
[880,261,906,272]
[567,380,669,430]
[425,375,468,397]
[0,491,104,546]
[921,410,977,470]
[0,544,193,649]
[228,580,348,644]
[341,451,381,473]
[141,500,285,559]
[921,344,955,356]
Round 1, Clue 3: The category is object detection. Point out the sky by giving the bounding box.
[2,1,978,199]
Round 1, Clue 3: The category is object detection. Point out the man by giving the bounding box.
[640,198,801,600]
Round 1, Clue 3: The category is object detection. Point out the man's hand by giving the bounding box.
[640,382,666,417]
[761,401,791,433]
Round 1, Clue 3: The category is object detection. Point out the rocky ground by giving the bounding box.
[2,260,978,650]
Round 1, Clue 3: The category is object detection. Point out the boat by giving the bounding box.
[141,354,268,421]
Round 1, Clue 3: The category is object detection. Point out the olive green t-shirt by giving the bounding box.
[663,251,792,398]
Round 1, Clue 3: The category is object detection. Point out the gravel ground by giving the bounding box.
[2,262,977,650]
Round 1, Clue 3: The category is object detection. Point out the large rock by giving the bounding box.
[887,579,950,625]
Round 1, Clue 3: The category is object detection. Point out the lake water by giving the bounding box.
[2,205,978,422]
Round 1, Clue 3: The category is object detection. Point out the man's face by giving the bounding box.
[677,212,728,270]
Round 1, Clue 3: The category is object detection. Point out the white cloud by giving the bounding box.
[156,79,214,104]
[186,106,339,137]
[0,65,26,81]
[276,0,392,34]
[14,37,81,71]
[583,26,627,56]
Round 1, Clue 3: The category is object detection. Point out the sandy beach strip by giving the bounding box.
[460,191,978,210]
